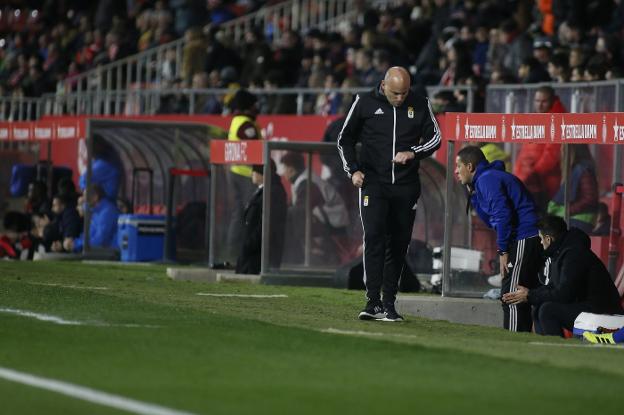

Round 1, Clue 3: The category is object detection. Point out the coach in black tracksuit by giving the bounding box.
[337,67,441,321]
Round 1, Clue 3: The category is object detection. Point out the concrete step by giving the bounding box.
[166,267,219,282]
[397,295,503,328]
[217,273,261,283]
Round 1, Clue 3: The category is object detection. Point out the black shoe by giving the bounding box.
[358,301,385,320]
[381,303,404,322]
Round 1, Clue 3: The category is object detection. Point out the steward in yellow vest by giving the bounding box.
[228,89,261,177]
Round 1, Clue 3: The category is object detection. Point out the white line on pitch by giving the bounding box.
[529,341,623,350]
[0,308,159,328]
[0,308,83,325]
[27,282,110,290]
[0,366,197,415]
[196,293,288,298]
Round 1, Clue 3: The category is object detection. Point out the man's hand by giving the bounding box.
[351,171,365,188]
[51,241,63,252]
[499,252,509,278]
[392,151,415,165]
[502,285,529,305]
[63,237,75,253]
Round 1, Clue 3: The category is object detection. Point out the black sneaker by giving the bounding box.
[381,303,404,322]
[358,301,386,320]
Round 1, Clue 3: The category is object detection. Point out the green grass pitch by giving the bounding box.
[0,261,622,414]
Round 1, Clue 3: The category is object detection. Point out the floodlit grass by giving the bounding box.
[0,261,622,414]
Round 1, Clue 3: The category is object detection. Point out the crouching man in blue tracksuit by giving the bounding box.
[455,146,542,332]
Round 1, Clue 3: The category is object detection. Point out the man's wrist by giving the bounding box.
[497,250,508,256]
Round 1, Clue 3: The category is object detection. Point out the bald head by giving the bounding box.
[382,66,411,107]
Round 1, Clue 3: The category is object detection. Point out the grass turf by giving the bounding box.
[0,261,622,414]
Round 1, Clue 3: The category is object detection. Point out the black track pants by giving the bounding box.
[533,302,589,336]
[500,235,542,332]
[359,182,420,304]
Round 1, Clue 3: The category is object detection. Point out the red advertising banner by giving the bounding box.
[10,122,31,141]
[209,139,264,165]
[446,112,624,144]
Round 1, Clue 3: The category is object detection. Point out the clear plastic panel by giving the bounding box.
[209,164,257,267]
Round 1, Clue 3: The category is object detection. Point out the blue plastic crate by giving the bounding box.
[118,214,166,262]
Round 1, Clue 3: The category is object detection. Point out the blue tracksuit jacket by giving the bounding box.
[470,160,539,252]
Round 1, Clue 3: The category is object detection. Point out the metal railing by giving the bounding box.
[57,0,402,107]
[0,97,44,121]
[37,87,372,117]
[486,79,623,114]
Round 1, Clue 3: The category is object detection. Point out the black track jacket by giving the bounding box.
[528,228,622,314]
[337,84,441,185]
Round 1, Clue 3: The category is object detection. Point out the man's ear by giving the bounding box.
[467,162,475,173]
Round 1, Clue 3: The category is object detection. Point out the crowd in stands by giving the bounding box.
[0,0,268,101]
[164,0,624,115]
[1,1,622,117]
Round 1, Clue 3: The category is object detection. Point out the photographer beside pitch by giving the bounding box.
[337,66,441,321]
[455,146,542,332]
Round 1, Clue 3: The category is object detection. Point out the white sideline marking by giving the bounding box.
[196,293,288,298]
[321,328,419,340]
[0,308,83,325]
[0,366,197,415]
[0,308,159,328]
[530,341,623,350]
[27,282,109,290]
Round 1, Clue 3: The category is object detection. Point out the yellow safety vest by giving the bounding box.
[228,115,261,177]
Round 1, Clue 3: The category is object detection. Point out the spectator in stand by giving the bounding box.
[532,37,552,68]
[440,40,474,86]
[263,70,297,114]
[517,57,551,83]
[547,53,571,83]
[272,30,302,86]
[191,72,222,114]
[570,65,586,82]
[547,144,599,235]
[513,86,565,213]
[430,90,466,113]
[239,27,272,87]
[569,46,586,70]
[497,19,533,75]
[584,55,609,81]
[64,184,120,253]
[354,49,378,87]
[181,27,207,86]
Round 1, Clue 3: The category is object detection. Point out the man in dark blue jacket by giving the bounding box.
[503,215,622,336]
[455,146,541,332]
[337,66,441,321]
[47,194,82,252]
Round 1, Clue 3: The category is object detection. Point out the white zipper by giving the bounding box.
[392,106,396,184]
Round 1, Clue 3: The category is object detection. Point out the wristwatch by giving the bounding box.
[497,250,508,256]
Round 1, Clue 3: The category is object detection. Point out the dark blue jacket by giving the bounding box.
[471,160,539,252]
